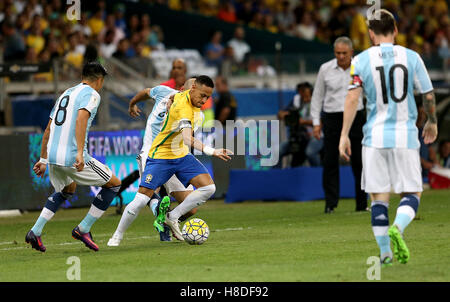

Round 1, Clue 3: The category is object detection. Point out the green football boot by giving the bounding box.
[388,225,410,264]
[153,196,171,233]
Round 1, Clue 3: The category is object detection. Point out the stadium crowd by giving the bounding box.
[1,0,450,80]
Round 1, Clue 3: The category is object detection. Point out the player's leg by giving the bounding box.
[165,155,216,240]
[370,193,393,267]
[171,190,197,221]
[26,165,75,252]
[349,112,368,211]
[108,158,171,246]
[69,159,120,251]
[388,148,423,264]
[363,147,393,267]
[137,149,161,214]
[164,175,197,221]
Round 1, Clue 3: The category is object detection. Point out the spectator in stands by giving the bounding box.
[439,140,450,168]
[294,11,316,41]
[198,0,220,17]
[25,14,46,55]
[217,0,237,23]
[126,14,140,38]
[236,0,254,25]
[99,15,125,47]
[99,29,117,58]
[277,82,318,168]
[114,4,127,33]
[227,26,251,69]
[88,10,105,37]
[160,58,187,90]
[73,12,92,37]
[112,38,132,61]
[2,19,26,62]
[214,76,237,126]
[276,1,296,35]
[204,30,225,72]
[348,4,370,51]
[263,13,278,34]
[310,36,367,213]
[65,32,84,69]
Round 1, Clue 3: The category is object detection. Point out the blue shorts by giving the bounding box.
[139,153,209,190]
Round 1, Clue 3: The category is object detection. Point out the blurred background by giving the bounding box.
[0,0,449,211]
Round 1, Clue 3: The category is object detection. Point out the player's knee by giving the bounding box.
[199,184,216,199]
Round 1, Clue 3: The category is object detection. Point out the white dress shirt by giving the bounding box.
[311,58,364,126]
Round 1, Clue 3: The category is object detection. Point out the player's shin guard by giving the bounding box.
[393,194,420,234]
[31,192,72,236]
[371,201,392,260]
[115,192,151,236]
[169,184,216,221]
[78,186,120,233]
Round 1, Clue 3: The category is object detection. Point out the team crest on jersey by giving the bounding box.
[145,174,153,183]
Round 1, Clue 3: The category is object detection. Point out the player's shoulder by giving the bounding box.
[151,85,178,95]
[319,58,337,71]
[78,83,100,99]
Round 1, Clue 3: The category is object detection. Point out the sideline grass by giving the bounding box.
[0,189,449,282]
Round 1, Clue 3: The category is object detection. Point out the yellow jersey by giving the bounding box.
[148,90,203,159]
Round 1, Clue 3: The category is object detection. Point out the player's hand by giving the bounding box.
[313,125,321,140]
[422,121,438,145]
[73,153,84,172]
[213,148,233,162]
[33,162,47,178]
[129,104,141,118]
[339,135,351,162]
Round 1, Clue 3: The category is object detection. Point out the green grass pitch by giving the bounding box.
[0,189,449,282]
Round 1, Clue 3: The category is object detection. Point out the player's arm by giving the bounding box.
[311,65,326,139]
[339,87,362,161]
[422,91,438,144]
[180,127,233,162]
[128,88,151,118]
[33,119,52,178]
[73,109,90,172]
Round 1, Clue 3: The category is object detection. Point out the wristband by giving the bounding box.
[203,146,215,156]
[39,157,48,165]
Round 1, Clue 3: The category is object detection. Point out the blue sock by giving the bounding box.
[371,201,392,259]
[149,193,161,216]
[31,217,48,237]
[393,194,420,233]
[31,192,71,236]
[78,186,120,233]
[78,213,98,234]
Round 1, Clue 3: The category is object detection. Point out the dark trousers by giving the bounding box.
[322,110,367,211]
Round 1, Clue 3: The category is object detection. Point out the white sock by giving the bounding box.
[169,184,215,221]
[114,193,150,237]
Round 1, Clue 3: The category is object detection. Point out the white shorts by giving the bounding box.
[136,150,194,195]
[49,158,112,193]
[361,146,423,194]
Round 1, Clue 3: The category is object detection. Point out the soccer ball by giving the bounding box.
[181,218,209,245]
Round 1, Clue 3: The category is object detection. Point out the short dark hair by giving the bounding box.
[82,61,108,81]
[367,9,396,36]
[296,82,312,92]
[195,75,214,89]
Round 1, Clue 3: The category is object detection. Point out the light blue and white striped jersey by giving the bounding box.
[349,43,433,149]
[141,85,178,153]
[47,83,100,166]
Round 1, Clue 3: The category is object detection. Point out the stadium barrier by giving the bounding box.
[225,167,356,203]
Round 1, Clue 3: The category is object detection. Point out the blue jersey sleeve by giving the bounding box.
[149,85,178,104]
[413,53,433,94]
